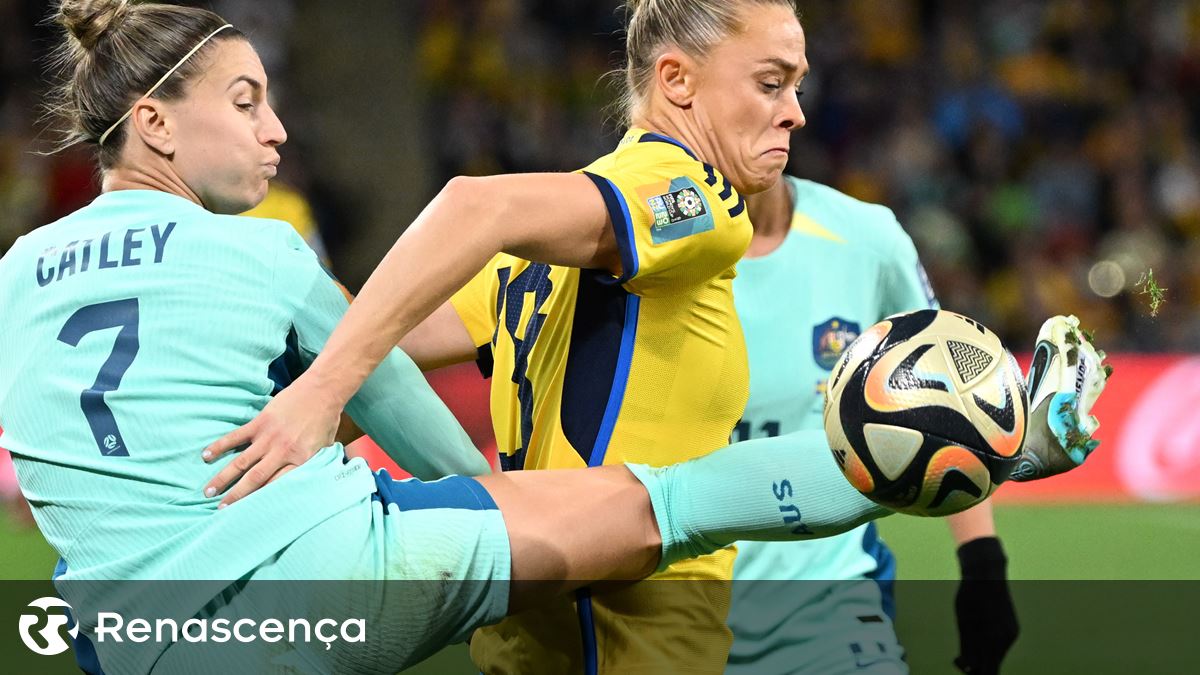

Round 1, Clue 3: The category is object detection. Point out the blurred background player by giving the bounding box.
[726,175,1018,675]
[243,181,331,268]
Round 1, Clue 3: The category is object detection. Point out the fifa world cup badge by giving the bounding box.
[646,176,714,244]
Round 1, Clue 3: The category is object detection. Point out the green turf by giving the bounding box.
[4,504,1197,672]
[878,504,1200,673]
[0,507,58,580]
[877,503,1200,580]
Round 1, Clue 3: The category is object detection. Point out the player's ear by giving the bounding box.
[654,50,698,109]
[129,99,175,156]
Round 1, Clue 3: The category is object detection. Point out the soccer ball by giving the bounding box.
[824,310,1028,517]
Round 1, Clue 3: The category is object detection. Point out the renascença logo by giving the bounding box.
[17,596,368,656]
[18,597,78,656]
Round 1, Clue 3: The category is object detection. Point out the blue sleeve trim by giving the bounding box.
[582,171,639,285]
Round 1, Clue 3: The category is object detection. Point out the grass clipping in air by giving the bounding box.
[1135,268,1167,317]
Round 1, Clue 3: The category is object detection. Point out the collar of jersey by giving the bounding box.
[92,189,210,213]
[632,128,700,162]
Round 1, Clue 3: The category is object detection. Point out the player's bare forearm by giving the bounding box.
[332,282,475,374]
[946,498,997,545]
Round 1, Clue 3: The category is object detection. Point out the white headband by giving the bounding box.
[98,24,234,146]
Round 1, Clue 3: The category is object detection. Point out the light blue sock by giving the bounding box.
[627,430,890,570]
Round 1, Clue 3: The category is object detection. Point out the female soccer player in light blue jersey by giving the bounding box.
[2,2,1108,673]
[726,175,1019,675]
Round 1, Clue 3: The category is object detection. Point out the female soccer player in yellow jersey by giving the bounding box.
[201,4,1106,675]
[210,1,807,671]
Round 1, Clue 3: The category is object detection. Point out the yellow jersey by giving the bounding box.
[241,182,330,267]
[453,128,753,674]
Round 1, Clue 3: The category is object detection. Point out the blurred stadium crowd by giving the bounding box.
[3,0,1199,351]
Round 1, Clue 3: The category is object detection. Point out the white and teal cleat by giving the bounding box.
[1010,315,1110,482]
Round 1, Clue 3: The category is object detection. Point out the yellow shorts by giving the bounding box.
[471,548,736,675]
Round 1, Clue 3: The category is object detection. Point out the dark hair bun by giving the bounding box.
[58,0,132,50]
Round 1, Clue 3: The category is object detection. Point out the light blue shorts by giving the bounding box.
[726,579,906,675]
[148,471,511,674]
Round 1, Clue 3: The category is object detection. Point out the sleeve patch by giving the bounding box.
[916,260,938,308]
[643,176,715,244]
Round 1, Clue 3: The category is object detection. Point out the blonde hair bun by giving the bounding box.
[58,0,133,50]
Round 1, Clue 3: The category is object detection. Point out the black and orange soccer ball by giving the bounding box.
[823,310,1028,516]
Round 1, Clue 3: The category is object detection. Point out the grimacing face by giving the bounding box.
[164,39,286,215]
[691,6,807,195]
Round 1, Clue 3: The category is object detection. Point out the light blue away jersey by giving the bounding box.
[731,176,937,582]
[0,190,485,582]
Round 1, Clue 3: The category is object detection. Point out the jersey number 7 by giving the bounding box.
[56,298,140,457]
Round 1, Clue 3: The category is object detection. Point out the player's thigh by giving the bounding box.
[363,471,513,665]
[156,472,512,674]
[475,465,660,596]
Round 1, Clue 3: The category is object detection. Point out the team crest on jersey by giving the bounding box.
[813,317,861,371]
[646,176,714,244]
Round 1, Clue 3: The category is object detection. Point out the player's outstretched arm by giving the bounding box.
[1011,315,1110,482]
[203,174,620,505]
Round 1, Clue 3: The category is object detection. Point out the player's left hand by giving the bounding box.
[202,376,344,507]
[1009,315,1110,482]
[953,536,1019,675]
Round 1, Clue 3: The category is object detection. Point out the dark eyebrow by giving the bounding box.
[227,75,264,93]
[758,57,809,79]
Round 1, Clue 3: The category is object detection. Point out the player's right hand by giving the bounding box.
[1009,315,1110,482]
[202,376,343,507]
